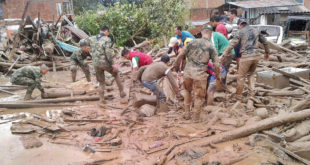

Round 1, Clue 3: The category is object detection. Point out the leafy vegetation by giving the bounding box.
[75,0,188,47]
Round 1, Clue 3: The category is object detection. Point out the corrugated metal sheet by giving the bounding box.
[257,5,310,14]
[228,0,298,9]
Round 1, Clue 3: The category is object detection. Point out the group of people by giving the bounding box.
[10,9,270,122]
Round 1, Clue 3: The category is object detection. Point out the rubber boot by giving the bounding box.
[24,93,32,100]
[115,74,126,98]
[183,104,191,120]
[192,106,202,123]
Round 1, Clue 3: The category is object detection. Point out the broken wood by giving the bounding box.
[43,89,86,99]
[0,103,75,109]
[158,109,310,164]
[5,56,21,76]
[21,95,100,104]
[133,93,157,108]
[291,95,310,112]
[26,119,60,132]
[64,119,108,123]
[9,1,30,61]
[0,89,16,95]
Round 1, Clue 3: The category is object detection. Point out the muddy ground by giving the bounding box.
[1,60,309,165]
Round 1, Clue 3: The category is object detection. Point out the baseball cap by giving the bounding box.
[168,37,178,47]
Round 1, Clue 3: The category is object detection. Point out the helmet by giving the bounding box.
[168,37,178,47]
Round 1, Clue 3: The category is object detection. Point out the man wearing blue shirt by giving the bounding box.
[175,26,195,44]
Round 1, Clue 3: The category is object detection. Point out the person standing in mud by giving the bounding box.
[88,26,126,108]
[10,64,49,100]
[173,25,221,122]
[70,39,91,82]
[221,19,270,109]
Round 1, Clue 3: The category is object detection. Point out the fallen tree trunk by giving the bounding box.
[156,109,310,165]
[0,103,75,109]
[43,89,86,99]
[1,95,100,105]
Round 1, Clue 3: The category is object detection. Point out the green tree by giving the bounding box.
[76,0,188,47]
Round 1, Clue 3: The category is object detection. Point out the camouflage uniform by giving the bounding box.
[222,25,270,98]
[10,66,44,96]
[174,37,220,122]
[70,49,91,82]
[88,35,125,106]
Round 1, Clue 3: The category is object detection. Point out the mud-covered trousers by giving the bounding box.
[236,55,259,97]
[11,77,42,95]
[143,80,166,102]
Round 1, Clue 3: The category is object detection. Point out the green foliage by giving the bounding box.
[72,0,99,15]
[75,0,188,47]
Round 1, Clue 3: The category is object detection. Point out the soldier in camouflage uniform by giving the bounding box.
[174,25,221,122]
[10,65,49,100]
[88,26,126,108]
[222,19,270,109]
[70,39,91,82]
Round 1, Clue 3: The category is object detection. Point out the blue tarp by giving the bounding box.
[56,40,79,53]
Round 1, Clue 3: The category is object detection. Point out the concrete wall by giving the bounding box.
[1,0,71,21]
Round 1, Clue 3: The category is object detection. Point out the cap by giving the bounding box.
[79,39,90,47]
[237,18,247,25]
[168,37,178,47]
[202,24,213,31]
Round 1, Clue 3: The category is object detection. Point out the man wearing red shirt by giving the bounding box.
[121,48,153,79]
[210,15,228,39]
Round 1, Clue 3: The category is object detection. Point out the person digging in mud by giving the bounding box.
[173,25,221,122]
[137,55,182,112]
[70,39,91,82]
[88,26,126,108]
[10,64,49,100]
[221,19,270,110]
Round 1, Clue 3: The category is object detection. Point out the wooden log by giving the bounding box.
[291,95,310,112]
[156,109,310,164]
[5,56,20,76]
[64,119,109,123]
[43,89,86,99]
[0,103,75,109]
[133,93,157,108]
[0,89,16,95]
[267,41,304,58]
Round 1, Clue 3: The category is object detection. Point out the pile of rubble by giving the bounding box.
[0,37,309,164]
[0,2,88,75]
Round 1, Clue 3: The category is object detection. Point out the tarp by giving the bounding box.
[56,40,79,53]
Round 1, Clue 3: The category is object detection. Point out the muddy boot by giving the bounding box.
[115,75,126,98]
[157,102,169,113]
[70,66,77,82]
[183,104,191,120]
[24,93,32,100]
[192,111,201,123]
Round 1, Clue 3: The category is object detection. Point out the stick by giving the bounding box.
[265,139,310,165]
[64,119,108,123]
[0,103,75,109]
[5,56,20,76]
[0,89,16,95]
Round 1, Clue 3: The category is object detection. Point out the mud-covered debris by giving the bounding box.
[19,136,43,149]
